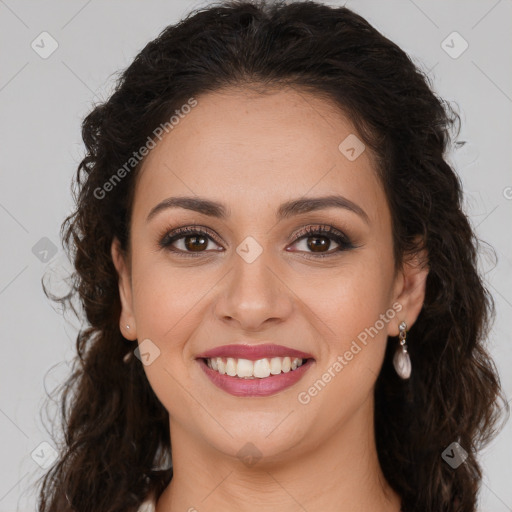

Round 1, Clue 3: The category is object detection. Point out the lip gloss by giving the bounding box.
[197,358,314,397]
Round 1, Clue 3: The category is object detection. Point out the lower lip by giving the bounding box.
[197,358,315,397]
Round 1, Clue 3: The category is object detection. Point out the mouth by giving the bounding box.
[195,345,315,397]
[199,356,311,379]
[195,342,314,362]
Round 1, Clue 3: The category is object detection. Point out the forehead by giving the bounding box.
[133,86,385,222]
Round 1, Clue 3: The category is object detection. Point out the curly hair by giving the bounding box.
[35,1,508,511]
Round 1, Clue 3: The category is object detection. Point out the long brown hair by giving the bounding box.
[36,1,508,511]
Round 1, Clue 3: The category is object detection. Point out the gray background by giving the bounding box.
[0,0,511,510]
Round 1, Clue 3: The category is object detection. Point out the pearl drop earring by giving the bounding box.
[393,321,411,379]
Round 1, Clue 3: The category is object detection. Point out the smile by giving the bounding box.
[197,357,315,397]
[204,356,306,378]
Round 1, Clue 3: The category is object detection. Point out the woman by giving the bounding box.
[36,1,508,511]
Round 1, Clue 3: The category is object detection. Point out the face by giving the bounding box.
[112,86,427,464]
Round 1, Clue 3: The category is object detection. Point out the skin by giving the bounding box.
[111,86,428,512]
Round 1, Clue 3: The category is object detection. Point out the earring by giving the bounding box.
[122,325,134,363]
[393,321,411,379]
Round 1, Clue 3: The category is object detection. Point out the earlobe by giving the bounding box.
[111,237,137,340]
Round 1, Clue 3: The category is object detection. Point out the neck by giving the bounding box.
[155,395,401,512]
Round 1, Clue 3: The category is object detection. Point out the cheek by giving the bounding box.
[129,256,206,413]
[330,270,390,341]
[304,250,395,373]
[293,263,395,427]
[130,252,204,351]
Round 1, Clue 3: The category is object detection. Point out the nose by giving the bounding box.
[214,245,294,331]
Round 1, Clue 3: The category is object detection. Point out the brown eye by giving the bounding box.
[287,225,356,258]
[159,227,223,256]
[182,234,209,252]
[159,224,356,258]
[305,235,333,252]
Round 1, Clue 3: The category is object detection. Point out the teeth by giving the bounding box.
[226,357,237,377]
[269,357,282,375]
[253,358,271,378]
[205,356,305,379]
[237,358,254,377]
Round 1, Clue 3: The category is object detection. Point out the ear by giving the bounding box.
[387,242,429,337]
[111,237,137,340]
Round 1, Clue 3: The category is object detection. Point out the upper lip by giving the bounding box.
[196,343,314,361]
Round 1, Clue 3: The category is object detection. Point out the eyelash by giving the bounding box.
[158,224,357,259]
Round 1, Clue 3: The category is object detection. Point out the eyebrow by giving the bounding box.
[146,194,370,224]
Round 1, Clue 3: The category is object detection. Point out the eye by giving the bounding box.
[159,226,223,256]
[159,223,356,259]
[287,224,356,258]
